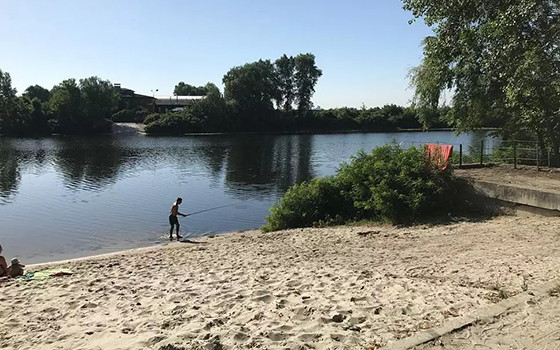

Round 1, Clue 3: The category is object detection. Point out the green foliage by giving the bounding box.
[274,54,296,112]
[173,82,208,96]
[223,59,278,120]
[294,53,323,113]
[188,83,229,131]
[49,76,117,134]
[404,0,560,158]
[263,176,354,231]
[111,107,149,123]
[143,110,204,135]
[264,144,457,231]
[0,70,40,136]
[23,85,50,103]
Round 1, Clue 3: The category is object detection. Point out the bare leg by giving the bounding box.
[176,223,182,240]
[170,224,174,240]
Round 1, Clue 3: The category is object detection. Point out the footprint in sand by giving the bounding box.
[252,294,273,303]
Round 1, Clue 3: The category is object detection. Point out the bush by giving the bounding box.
[112,108,149,123]
[263,177,354,231]
[264,144,458,231]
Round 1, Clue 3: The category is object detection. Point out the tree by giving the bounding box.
[404,0,560,158]
[274,54,296,112]
[49,78,83,130]
[174,82,208,96]
[23,85,50,103]
[190,82,229,131]
[49,76,116,134]
[79,76,118,121]
[0,69,32,135]
[223,60,278,121]
[294,53,322,114]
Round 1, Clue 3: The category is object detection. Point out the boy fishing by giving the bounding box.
[169,197,188,240]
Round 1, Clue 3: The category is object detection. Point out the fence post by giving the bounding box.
[459,144,463,167]
[480,140,484,165]
[513,143,517,169]
[536,145,540,171]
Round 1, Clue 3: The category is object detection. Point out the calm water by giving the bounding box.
[0,131,499,263]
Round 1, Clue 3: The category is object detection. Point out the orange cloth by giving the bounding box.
[425,144,453,170]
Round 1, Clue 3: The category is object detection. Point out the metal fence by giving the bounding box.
[398,140,551,169]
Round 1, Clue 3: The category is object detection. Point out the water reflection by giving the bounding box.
[0,132,501,203]
[53,137,130,191]
[0,140,21,204]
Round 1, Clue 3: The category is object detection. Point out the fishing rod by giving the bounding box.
[159,202,241,228]
[185,202,240,216]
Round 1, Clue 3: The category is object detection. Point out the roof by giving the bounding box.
[153,95,205,106]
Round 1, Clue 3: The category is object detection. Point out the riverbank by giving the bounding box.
[2,215,560,349]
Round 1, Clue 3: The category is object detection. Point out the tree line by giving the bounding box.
[0,71,116,136]
[0,52,451,136]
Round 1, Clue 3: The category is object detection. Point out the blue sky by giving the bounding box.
[1,1,432,108]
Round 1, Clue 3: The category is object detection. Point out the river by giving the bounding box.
[0,131,499,263]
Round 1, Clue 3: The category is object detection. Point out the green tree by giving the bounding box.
[192,82,228,130]
[274,54,296,111]
[79,76,118,121]
[0,69,32,135]
[173,82,208,96]
[49,76,116,134]
[49,78,83,131]
[294,53,322,114]
[404,0,560,158]
[23,84,50,103]
[223,59,278,122]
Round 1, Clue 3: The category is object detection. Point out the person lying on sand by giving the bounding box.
[9,258,25,278]
[0,245,9,277]
[169,197,188,241]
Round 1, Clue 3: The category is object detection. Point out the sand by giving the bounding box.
[1,215,560,350]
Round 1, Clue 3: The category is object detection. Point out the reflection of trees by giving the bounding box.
[54,137,129,191]
[224,135,314,198]
[0,139,21,203]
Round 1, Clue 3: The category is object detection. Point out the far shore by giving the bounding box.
[2,215,560,350]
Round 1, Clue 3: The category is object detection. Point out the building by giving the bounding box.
[113,84,205,112]
[153,95,205,112]
[113,83,155,111]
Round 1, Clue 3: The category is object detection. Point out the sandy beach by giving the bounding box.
[2,215,560,350]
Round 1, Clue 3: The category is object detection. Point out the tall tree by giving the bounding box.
[23,85,50,103]
[404,0,560,157]
[274,54,296,112]
[223,60,278,119]
[49,76,116,134]
[79,76,118,122]
[294,53,322,114]
[49,78,83,129]
[0,69,31,135]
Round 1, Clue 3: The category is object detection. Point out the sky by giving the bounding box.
[0,1,433,109]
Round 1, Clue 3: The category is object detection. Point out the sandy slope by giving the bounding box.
[1,216,560,350]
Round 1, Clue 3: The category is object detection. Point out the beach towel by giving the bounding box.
[20,268,73,281]
[425,144,453,170]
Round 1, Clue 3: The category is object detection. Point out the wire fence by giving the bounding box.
[398,139,553,169]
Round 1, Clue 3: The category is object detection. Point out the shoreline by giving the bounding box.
[3,216,560,349]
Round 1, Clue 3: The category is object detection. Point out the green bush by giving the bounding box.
[112,108,149,123]
[263,176,354,231]
[264,144,458,231]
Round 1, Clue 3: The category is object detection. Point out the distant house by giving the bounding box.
[113,83,155,111]
[113,84,205,113]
